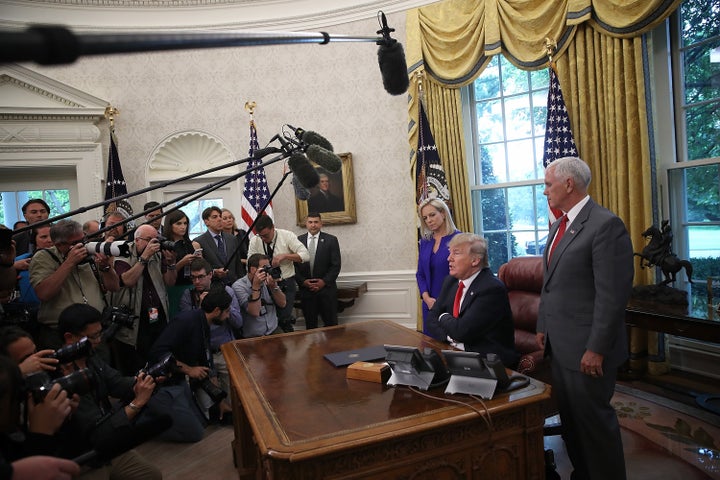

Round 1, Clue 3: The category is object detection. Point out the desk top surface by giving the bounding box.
[222,320,549,459]
[627,289,719,324]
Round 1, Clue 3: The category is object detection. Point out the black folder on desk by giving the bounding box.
[324,345,387,367]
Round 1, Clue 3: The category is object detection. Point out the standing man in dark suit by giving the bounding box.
[193,206,243,286]
[295,212,341,329]
[426,233,518,368]
[536,156,634,480]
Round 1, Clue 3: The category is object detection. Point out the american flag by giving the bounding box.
[542,65,578,223]
[104,127,133,219]
[240,120,274,233]
[415,102,451,208]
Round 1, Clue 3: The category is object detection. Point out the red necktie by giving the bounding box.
[452,281,465,317]
[548,215,568,262]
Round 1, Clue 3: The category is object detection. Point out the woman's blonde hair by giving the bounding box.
[417,198,457,239]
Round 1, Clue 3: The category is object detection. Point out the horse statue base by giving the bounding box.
[631,284,689,306]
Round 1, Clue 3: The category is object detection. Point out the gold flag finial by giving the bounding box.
[104,105,119,128]
[244,101,256,117]
[544,38,557,65]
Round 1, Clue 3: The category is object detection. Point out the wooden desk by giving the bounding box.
[222,320,550,480]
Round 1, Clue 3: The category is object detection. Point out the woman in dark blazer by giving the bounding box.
[416,198,459,336]
[163,209,201,319]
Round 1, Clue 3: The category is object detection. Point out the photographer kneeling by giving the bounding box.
[148,286,232,435]
[55,304,162,479]
[232,254,286,338]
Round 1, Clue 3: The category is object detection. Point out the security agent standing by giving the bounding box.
[247,215,308,332]
[232,254,286,338]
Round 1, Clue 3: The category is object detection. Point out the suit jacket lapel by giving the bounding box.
[546,200,593,277]
[458,270,484,315]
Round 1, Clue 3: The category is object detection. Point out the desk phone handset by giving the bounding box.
[484,353,530,392]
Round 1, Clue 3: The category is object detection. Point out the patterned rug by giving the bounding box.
[613,384,720,479]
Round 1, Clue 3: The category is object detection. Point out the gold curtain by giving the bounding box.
[407,0,680,371]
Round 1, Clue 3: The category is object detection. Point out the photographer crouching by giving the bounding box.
[232,254,286,338]
[148,286,233,432]
[54,304,163,479]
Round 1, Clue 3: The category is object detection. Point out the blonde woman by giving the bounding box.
[416,198,459,337]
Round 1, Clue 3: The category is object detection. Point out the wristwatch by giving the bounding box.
[138,257,149,266]
[99,264,112,272]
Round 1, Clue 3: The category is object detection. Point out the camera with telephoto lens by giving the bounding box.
[46,337,93,364]
[24,368,97,403]
[191,377,227,404]
[101,305,138,341]
[261,264,282,280]
[85,241,131,257]
[141,353,178,380]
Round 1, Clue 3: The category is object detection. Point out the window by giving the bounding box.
[464,55,550,272]
[667,0,720,289]
[0,190,71,228]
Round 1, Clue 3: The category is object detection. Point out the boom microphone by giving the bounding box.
[376,11,409,96]
[306,144,343,173]
[292,175,312,200]
[288,125,335,152]
[288,153,320,189]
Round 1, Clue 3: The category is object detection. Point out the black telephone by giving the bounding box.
[483,353,530,392]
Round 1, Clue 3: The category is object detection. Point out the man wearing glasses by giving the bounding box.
[29,219,119,350]
[178,257,243,421]
[110,224,177,376]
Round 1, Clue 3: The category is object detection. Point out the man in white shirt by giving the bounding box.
[247,214,308,332]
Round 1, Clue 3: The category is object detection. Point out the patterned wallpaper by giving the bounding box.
[27,12,418,275]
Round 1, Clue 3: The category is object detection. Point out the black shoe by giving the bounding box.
[280,322,294,333]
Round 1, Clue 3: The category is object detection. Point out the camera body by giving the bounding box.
[25,368,97,403]
[102,305,138,341]
[191,377,227,404]
[261,264,282,280]
[157,240,177,251]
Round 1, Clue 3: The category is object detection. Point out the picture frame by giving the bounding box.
[296,152,356,226]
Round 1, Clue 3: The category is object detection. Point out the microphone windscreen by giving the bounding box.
[288,153,320,189]
[292,175,312,200]
[377,41,409,96]
[306,145,342,174]
[300,131,334,152]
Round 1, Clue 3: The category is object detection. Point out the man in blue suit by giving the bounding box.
[537,156,634,480]
[426,233,518,368]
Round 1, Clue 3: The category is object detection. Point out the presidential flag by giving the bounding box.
[240,120,274,233]
[415,102,451,207]
[542,65,578,223]
[104,127,133,219]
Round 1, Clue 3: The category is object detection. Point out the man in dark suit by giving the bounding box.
[193,206,243,285]
[426,233,518,368]
[295,212,341,329]
[307,173,344,213]
[536,156,634,480]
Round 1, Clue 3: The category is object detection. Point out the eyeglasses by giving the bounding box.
[136,237,154,242]
[190,273,211,281]
[85,330,103,340]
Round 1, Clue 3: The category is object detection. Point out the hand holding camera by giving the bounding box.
[131,371,156,409]
[19,349,59,376]
[27,382,73,435]
[66,242,90,266]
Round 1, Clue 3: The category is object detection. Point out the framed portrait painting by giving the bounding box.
[295,152,356,226]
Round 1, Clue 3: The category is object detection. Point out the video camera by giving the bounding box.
[25,367,97,403]
[102,305,138,341]
[261,264,282,280]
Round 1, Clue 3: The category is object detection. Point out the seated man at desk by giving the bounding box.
[426,233,518,368]
[232,254,286,338]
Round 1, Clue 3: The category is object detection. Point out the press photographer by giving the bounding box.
[110,224,177,376]
[29,220,120,350]
[149,285,234,429]
[232,253,286,338]
[55,303,162,478]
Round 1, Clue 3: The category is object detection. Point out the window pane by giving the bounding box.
[532,90,548,137]
[500,56,528,96]
[485,231,511,273]
[507,139,536,182]
[689,224,720,258]
[180,198,224,238]
[685,101,720,160]
[474,56,500,100]
[479,143,507,184]
[475,188,508,231]
[683,39,720,104]
[530,68,550,90]
[685,164,720,222]
[680,1,720,48]
[476,99,504,144]
[504,94,532,141]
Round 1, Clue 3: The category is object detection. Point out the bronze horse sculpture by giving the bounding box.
[634,224,693,286]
